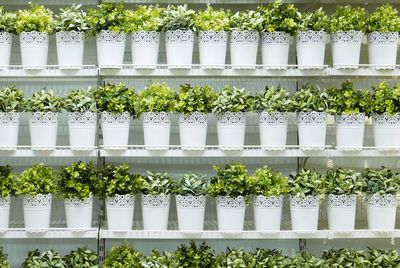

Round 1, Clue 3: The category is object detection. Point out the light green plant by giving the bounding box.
[162,5,195,31]
[289,85,332,113]
[95,83,136,115]
[254,86,291,112]
[362,167,400,196]
[368,248,400,267]
[103,242,143,268]
[140,171,173,195]
[250,166,288,197]
[253,249,288,267]
[212,85,253,115]
[0,166,15,198]
[371,81,400,115]
[124,5,164,33]
[286,252,326,268]
[15,3,54,34]
[173,241,216,268]
[22,250,66,268]
[193,5,231,32]
[0,247,10,268]
[54,4,88,32]
[299,7,329,32]
[87,3,125,35]
[174,84,217,115]
[64,247,98,268]
[328,5,366,33]
[100,164,141,198]
[229,10,263,31]
[142,250,177,268]
[63,88,97,113]
[0,85,24,113]
[288,169,325,197]
[137,82,176,115]
[322,248,370,267]
[23,89,62,113]
[325,168,365,195]
[173,173,209,196]
[215,248,256,268]
[16,163,56,196]
[0,7,16,34]
[366,4,400,33]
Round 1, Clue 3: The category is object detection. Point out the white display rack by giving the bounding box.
[0,146,97,157]
[0,65,97,79]
[0,228,98,239]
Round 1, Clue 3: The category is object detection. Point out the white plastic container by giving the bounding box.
[297,111,327,149]
[68,112,97,149]
[56,31,84,67]
[131,31,160,67]
[216,196,246,231]
[96,30,126,66]
[165,30,194,67]
[335,113,365,149]
[253,195,283,231]
[327,194,356,231]
[259,112,287,149]
[0,112,19,149]
[230,30,259,68]
[176,195,206,231]
[142,194,170,231]
[290,195,319,231]
[23,194,52,229]
[20,31,49,67]
[0,196,10,228]
[331,30,362,68]
[179,112,207,150]
[106,194,135,231]
[368,32,399,67]
[101,112,130,150]
[217,112,246,150]
[366,194,397,230]
[143,112,171,150]
[198,30,227,67]
[29,112,58,149]
[65,195,93,229]
[261,31,290,67]
[0,32,12,66]
[296,30,326,68]
[373,113,400,149]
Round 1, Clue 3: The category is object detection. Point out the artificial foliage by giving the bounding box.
[328,5,366,33]
[363,167,400,196]
[325,168,365,195]
[299,7,329,32]
[212,85,253,115]
[254,86,291,112]
[322,248,370,267]
[87,3,126,35]
[95,83,136,115]
[0,165,15,198]
[229,10,263,31]
[22,249,66,268]
[142,250,178,267]
[253,249,288,267]
[0,6,16,34]
[174,84,217,115]
[173,241,216,268]
[370,81,400,115]
[63,247,98,268]
[173,172,209,196]
[23,89,62,113]
[16,163,56,196]
[15,3,54,34]
[288,169,325,197]
[368,247,400,267]
[124,5,164,33]
[54,4,88,32]
[0,85,24,113]
[137,82,176,115]
[63,88,97,113]
[250,166,288,197]
[286,252,325,267]
[0,247,9,268]
[193,5,231,32]
[215,248,256,268]
[289,85,331,113]
[100,164,141,197]
[103,242,143,268]
[162,5,195,31]
[366,4,400,33]
[139,171,173,195]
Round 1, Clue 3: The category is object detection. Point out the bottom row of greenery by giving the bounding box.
[1,242,400,267]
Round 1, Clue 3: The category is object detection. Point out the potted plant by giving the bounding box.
[15,163,56,228]
[101,164,141,231]
[327,80,372,149]
[253,249,288,267]
[0,248,9,268]
[366,4,400,68]
[286,252,325,267]
[173,173,209,231]
[363,167,400,230]
[0,85,23,149]
[15,3,53,67]
[229,10,262,68]
[137,82,175,150]
[0,166,14,229]
[95,83,136,149]
[254,86,291,149]
[162,5,195,67]
[173,242,216,267]
[212,85,253,150]
[64,247,98,268]
[371,82,400,148]
[175,84,217,150]
[22,250,66,268]
[296,8,329,68]
[322,249,370,267]
[58,161,98,229]
[250,166,288,231]
[258,1,302,67]
[124,5,163,67]
[288,169,325,231]
[209,163,252,231]
[23,89,62,149]
[140,171,173,231]
[325,168,365,231]
[143,250,177,267]
[289,85,331,149]
[368,248,400,267]
[64,88,97,149]
[328,5,366,68]
[54,4,88,67]
[103,243,143,268]
[194,5,231,68]
[0,7,16,66]
[87,3,126,66]
[215,248,255,267]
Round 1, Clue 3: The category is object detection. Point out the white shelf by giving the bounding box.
[0,65,97,80]
[0,228,98,239]
[0,147,97,157]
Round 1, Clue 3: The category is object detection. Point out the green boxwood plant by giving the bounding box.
[63,88,97,113]
[0,85,24,113]
[124,5,164,33]
[325,168,365,195]
[328,5,366,33]
[16,163,56,197]
[250,166,288,197]
[64,247,98,268]
[174,84,217,116]
[23,89,62,114]
[54,4,88,32]
[288,169,325,198]
[299,7,329,32]
[137,82,175,116]
[212,85,253,116]
[140,171,173,195]
[254,86,291,112]
[173,241,216,268]
[229,10,263,31]
[22,250,66,268]
[162,5,195,32]
[87,3,125,35]
[366,4,400,33]
[15,3,54,34]
[0,6,16,35]
[371,81,400,115]
[0,166,15,199]
[193,5,231,32]
[362,167,400,196]
[100,164,141,198]
[95,83,136,115]
[289,85,331,113]
[103,242,143,268]
[173,172,209,196]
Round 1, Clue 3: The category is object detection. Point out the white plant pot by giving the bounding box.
[0,112,19,149]
[296,30,326,67]
[331,30,362,68]
[23,194,52,228]
[20,31,49,67]
[0,32,12,66]
[366,194,397,230]
[253,195,283,231]
[259,111,288,149]
[101,111,130,149]
[290,195,319,231]
[217,112,246,150]
[143,112,171,150]
[179,112,207,150]
[0,196,10,228]
[29,112,58,149]
[261,31,290,67]
[336,113,365,149]
[216,196,246,231]
[65,195,93,229]
[199,30,227,67]
[176,195,206,231]
[165,30,194,67]
[142,194,170,231]
[68,112,97,149]
[297,112,327,149]
[230,30,259,67]
[373,113,400,149]
[368,32,399,67]
[131,31,160,67]
[327,194,356,231]
[96,30,126,66]
[56,31,84,67]
[106,194,135,230]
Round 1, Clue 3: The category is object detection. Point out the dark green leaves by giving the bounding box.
[258,1,302,34]
[87,3,125,35]
[325,168,365,195]
[250,166,288,197]
[175,84,218,115]
[103,242,143,268]
[22,249,67,268]
[64,247,98,268]
[0,247,10,268]
[0,165,15,198]
[95,83,136,115]
[288,169,325,197]
[100,164,142,197]
[363,167,400,196]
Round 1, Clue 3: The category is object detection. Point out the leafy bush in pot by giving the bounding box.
[0,85,24,113]
[250,166,288,197]
[63,88,97,113]
[140,171,173,195]
[215,248,256,267]
[0,247,9,268]
[229,10,263,31]
[124,5,164,33]
[371,81,400,115]
[137,82,175,116]
[212,85,253,116]
[288,169,325,198]
[95,83,136,115]
[22,249,66,268]
[193,5,231,32]
[24,89,62,113]
[328,5,366,33]
[64,247,98,268]
[299,7,329,32]
[16,163,56,196]
[0,166,15,198]
[174,84,217,115]
[87,3,125,35]
[162,5,195,31]
[54,4,88,32]
[362,167,400,196]
[142,250,177,267]
[173,241,216,268]
[322,248,370,267]
[289,85,331,113]
[368,247,400,267]
[15,3,54,34]
[254,86,291,112]
[103,242,143,268]
[173,172,209,196]
[100,164,141,198]
[0,7,16,34]
[366,4,400,33]
[325,168,365,195]
[286,252,325,267]
[253,249,288,267]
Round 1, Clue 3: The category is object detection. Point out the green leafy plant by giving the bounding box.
[299,7,329,32]
[15,3,54,34]
[193,5,231,32]
[328,5,366,33]
[87,3,125,35]
[371,81,400,115]
[368,247,400,267]
[16,163,56,196]
[22,250,67,268]
[0,247,10,268]
[103,242,143,268]
[254,86,291,112]
[288,169,325,198]
[95,83,136,115]
[64,247,98,268]
[137,82,176,116]
[0,85,24,113]
[58,161,98,200]
[322,248,370,267]
[250,166,288,197]
[63,88,97,113]
[289,85,331,113]
[173,173,209,196]
[0,166,15,198]
[162,5,195,31]
[366,4,400,33]
[100,164,141,198]
[140,171,173,195]
[362,167,400,196]
[212,85,253,115]
[174,84,217,115]
[124,5,164,33]
[142,250,177,268]
[0,7,16,34]
[209,163,252,198]
[258,0,302,34]
[253,249,288,267]
[24,89,62,113]
[229,10,263,31]
[286,252,326,268]
[54,4,88,32]
[173,241,216,268]
[215,248,256,268]
[325,168,365,195]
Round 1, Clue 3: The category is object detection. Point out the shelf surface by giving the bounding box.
[0,228,98,239]
[0,65,97,79]
[0,147,98,157]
